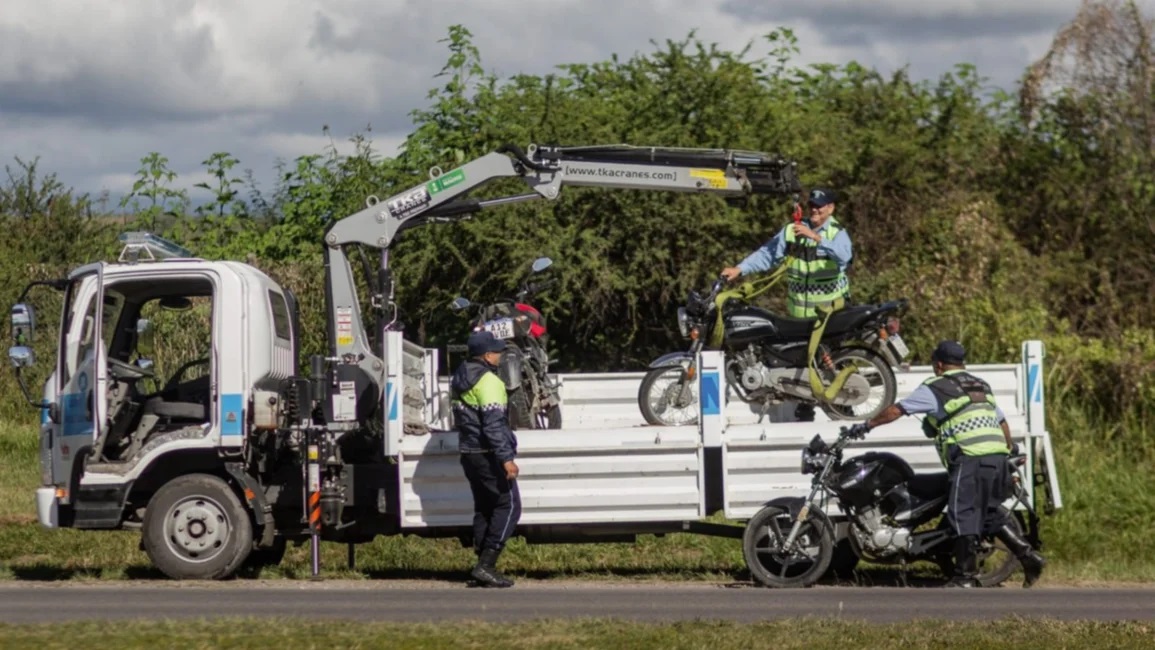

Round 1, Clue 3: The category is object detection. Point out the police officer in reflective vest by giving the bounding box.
[721,187,853,421]
[846,340,1046,588]
[721,187,853,319]
[451,330,522,588]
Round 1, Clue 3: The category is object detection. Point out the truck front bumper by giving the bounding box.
[36,487,59,528]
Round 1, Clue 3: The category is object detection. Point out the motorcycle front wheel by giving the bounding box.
[819,348,898,421]
[638,366,700,427]
[743,504,834,588]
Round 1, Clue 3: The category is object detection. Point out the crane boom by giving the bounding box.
[318,143,800,430]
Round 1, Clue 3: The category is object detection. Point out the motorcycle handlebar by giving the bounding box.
[707,278,726,299]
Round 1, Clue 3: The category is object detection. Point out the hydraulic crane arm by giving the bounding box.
[325,143,799,249]
[317,143,800,430]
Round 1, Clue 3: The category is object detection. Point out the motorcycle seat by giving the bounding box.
[907,472,949,501]
[766,304,881,340]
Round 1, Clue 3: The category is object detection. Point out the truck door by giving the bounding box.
[53,265,107,488]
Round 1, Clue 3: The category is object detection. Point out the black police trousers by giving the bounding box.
[946,447,1010,538]
[460,452,522,552]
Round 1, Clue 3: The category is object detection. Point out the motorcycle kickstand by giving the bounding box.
[756,401,772,424]
[898,555,910,588]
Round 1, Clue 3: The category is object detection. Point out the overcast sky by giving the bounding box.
[0,0,1137,207]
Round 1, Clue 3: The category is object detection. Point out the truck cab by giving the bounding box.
[10,233,300,576]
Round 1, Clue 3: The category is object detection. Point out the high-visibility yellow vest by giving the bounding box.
[922,370,1010,465]
[783,219,850,318]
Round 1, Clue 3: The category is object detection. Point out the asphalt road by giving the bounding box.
[2,583,1153,623]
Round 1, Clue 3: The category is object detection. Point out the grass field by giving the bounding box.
[0,618,1153,649]
[2,414,1154,585]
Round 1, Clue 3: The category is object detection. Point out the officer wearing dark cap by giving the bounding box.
[846,340,1046,588]
[721,187,854,422]
[450,330,522,588]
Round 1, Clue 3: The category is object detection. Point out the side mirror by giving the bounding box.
[531,257,553,273]
[8,346,35,368]
[136,318,155,356]
[450,297,472,312]
[11,303,36,346]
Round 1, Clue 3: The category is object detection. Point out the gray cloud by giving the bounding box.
[0,0,1109,202]
[719,0,1083,42]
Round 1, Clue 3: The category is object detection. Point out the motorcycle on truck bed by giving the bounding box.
[447,256,561,430]
[639,277,910,428]
[7,142,1061,585]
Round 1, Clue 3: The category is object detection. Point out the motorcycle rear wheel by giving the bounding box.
[931,508,1024,587]
[743,504,834,588]
[977,510,1026,587]
[508,387,535,430]
[819,348,897,421]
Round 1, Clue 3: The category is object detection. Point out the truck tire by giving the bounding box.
[142,473,253,580]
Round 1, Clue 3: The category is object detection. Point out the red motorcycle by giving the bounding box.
[449,257,561,429]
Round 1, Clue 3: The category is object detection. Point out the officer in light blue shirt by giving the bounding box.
[721,188,854,422]
[721,188,854,283]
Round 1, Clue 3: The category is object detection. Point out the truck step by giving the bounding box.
[72,501,124,529]
[72,486,129,529]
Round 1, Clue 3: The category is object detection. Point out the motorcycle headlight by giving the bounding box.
[800,448,814,475]
[676,307,691,339]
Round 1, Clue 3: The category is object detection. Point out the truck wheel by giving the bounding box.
[142,473,253,580]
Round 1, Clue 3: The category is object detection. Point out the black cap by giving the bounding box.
[807,188,836,207]
[467,330,507,357]
[931,340,966,365]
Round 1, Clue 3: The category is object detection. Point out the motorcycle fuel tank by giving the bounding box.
[722,305,779,346]
[833,451,916,509]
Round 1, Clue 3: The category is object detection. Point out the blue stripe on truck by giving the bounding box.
[220,393,244,437]
[701,372,721,416]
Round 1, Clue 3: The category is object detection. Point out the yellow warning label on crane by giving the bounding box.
[690,169,727,188]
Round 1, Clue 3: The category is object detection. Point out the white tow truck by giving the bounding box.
[7,143,1062,582]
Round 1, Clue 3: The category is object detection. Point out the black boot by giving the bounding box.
[994,524,1046,588]
[470,548,514,588]
[946,535,979,588]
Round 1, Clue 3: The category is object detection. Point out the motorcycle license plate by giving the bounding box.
[484,318,516,339]
[889,333,910,360]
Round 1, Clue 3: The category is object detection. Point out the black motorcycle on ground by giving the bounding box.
[449,257,561,430]
[742,427,1037,588]
[638,278,910,426]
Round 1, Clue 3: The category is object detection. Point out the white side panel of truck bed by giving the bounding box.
[397,426,704,528]
[406,342,1060,527]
